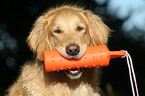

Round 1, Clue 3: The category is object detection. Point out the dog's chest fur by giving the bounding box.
[8,61,100,96]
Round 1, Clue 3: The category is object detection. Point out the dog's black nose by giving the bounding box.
[66,44,80,56]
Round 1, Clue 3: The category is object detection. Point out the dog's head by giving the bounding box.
[27,6,110,79]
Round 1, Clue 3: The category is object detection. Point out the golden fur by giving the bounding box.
[7,5,110,96]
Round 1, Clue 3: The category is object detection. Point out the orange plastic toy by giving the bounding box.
[44,45,126,72]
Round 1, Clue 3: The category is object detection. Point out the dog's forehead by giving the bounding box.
[51,9,86,25]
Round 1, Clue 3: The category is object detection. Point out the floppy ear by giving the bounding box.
[84,10,111,45]
[27,15,50,61]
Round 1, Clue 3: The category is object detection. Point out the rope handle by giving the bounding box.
[121,51,139,96]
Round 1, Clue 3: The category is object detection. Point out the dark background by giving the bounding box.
[0,0,144,96]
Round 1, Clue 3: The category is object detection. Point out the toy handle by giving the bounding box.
[109,51,126,59]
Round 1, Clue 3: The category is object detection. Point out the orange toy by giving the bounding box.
[44,45,126,72]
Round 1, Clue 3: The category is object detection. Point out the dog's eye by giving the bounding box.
[54,29,61,33]
[77,26,84,31]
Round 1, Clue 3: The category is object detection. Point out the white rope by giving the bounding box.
[123,51,139,96]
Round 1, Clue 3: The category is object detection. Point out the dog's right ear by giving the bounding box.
[27,15,50,61]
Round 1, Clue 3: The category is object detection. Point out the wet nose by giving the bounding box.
[66,44,80,56]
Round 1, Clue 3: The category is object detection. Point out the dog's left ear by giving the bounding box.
[83,10,111,45]
[27,15,50,61]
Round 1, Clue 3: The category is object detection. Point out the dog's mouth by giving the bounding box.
[56,44,85,79]
[65,68,83,79]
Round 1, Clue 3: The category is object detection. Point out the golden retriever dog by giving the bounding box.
[7,5,110,96]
